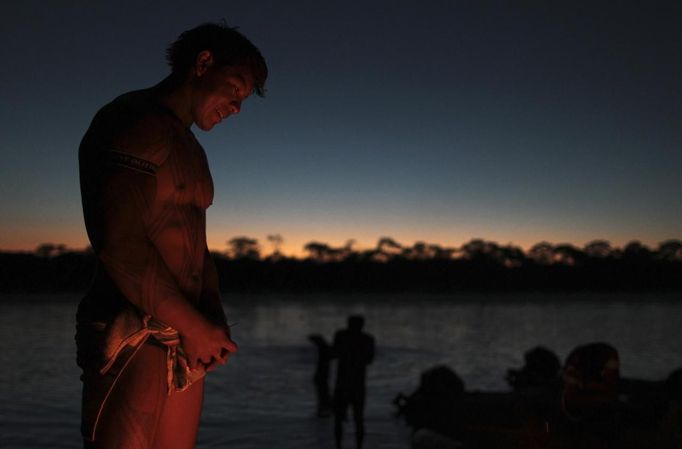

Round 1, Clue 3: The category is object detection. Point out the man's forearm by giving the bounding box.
[199,248,228,326]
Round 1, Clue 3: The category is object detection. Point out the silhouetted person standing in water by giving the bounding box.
[333,315,375,449]
[309,334,333,416]
[76,23,267,449]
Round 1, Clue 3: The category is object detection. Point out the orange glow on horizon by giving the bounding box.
[0,225,675,257]
[206,231,674,259]
[0,228,91,253]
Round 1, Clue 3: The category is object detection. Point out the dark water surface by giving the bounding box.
[1,292,680,448]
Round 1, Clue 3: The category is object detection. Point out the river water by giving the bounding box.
[1,292,680,448]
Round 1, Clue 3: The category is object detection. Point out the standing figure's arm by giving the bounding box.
[330,331,343,359]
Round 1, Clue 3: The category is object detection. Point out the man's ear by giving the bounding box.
[195,50,214,77]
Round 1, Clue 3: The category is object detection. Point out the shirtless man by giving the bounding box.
[76,23,267,449]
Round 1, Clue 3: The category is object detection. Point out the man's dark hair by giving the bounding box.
[166,22,268,97]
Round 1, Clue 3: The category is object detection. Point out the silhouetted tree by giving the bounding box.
[460,238,504,263]
[370,237,402,262]
[623,240,652,261]
[227,236,261,260]
[460,238,487,259]
[401,242,455,260]
[552,243,583,266]
[266,234,284,260]
[376,237,402,255]
[411,241,430,260]
[35,243,67,258]
[499,244,526,268]
[529,241,554,265]
[304,240,356,262]
[430,244,456,260]
[584,240,613,258]
[341,239,356,260]
[304,241,334,262]
[657,239,682,262]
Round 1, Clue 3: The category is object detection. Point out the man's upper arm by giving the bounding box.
[202,247,220,297]
[199,247,227,326]
[87,111,183,318]
[96,153,176,316]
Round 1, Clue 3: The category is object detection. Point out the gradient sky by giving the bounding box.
[2,1,681,256]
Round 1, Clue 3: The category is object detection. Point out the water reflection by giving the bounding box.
[1,292,681,448]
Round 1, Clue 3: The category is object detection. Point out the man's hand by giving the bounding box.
[181,319,238,371]
[203,326,238,372]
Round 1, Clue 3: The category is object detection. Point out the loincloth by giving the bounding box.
[76,304,206,442]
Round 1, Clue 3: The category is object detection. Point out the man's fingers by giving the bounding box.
[224,336,238,353]
[219,347,234,363]
[211,348,224,363]
[188,357,198,371]
[204,357,219,372]
[203,350,232,371]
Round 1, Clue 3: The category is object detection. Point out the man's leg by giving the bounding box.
[151,376,204,449]
[351,395,365,449]
[334,410,344,449]
[90,342,167,449]
[316,381,331,416]
[334,393,349,449]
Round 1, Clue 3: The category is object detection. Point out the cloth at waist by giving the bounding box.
[77,304,206,442]
[99,313,206,393]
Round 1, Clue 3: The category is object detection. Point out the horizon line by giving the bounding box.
[3,235,680,259]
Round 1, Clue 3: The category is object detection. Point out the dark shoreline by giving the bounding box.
[1,250,680,295]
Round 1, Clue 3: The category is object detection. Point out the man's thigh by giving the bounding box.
[90,341,167,449]
[152,376,204,449]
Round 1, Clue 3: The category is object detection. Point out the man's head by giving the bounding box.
[167,23,267,95]
[348,315,365,332]
[562,342,620,413]
[166,23,268,130]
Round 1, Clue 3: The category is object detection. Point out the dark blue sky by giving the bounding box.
[2,1,681,254]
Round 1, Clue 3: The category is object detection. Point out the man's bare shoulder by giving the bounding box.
[83,89,179,168]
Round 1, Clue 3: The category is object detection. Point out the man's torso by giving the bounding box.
[79,88,214,317]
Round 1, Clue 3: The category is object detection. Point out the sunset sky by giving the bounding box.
[2,1,681,256]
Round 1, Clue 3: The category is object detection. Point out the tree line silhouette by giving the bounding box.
[0,237,680,293]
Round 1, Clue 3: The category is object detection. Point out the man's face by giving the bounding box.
[192,64,255,131]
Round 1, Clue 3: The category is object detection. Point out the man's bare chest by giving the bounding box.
[155,132,214,212]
